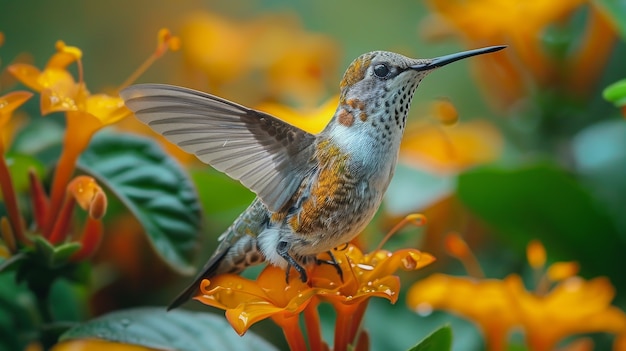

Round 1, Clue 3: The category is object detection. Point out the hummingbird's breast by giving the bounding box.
[279,136,393,256]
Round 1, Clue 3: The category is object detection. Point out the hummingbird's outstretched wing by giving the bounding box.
[121,84,318,212]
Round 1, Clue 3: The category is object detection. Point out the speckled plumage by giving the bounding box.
[120,45,505,310]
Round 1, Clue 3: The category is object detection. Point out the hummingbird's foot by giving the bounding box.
[316,250,344,282]
[336,242,349,251]
[277,240,308,283]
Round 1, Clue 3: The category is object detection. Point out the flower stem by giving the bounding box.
[275,315,307,351]
[0,146,29,246]
[48,195,76,244]
[348,301,368,343]
[303,299,324,351]
[29,169,49,231]
[334,303,362,351]
[44,115,94,237]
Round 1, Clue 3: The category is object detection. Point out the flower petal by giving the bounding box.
[0,91,33,128]
[85,94,131,125]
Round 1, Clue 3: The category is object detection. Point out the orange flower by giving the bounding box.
[423,0,618,109]
[8,41,126,235]
[407,238,626,351]
[196,266,315,350]
[312,244,435,351]
[195,242,434,351]
[8,30,177,238]
[508,275,626,351]
[408,274,517,351]
[0,91,33,137]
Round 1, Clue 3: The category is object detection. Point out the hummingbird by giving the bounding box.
[121,45,505,310]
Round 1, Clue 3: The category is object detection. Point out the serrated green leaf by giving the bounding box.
[407,325,452,351]
[457,164,626,285]
[602,79,626,107]
[59,307,278,351]
[78,132,201,275]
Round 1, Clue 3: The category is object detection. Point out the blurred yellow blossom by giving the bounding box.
[180,11,340,106]
[423,0,618,109]
[256,95,339,134]
[407,238,626,351]
[400,118,502,174]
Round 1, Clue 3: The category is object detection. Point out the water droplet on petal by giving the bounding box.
[415,303,433,316]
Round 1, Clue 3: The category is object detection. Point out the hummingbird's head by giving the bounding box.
[335,46,505,134]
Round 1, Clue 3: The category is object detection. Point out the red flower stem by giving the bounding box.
[275,316,307,351]
[0,217,17,252]
[333,303,361,351]
[0,146,29,245]
[70,218,102,261]
[28,169,49,231]
[303,299,324,351]
[48,195,76,244]
[44,141,83,237]
[348,300,369,343]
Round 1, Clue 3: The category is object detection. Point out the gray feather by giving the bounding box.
[120,84,317,212]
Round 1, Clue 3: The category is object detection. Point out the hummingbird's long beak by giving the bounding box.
[410,45,506,71]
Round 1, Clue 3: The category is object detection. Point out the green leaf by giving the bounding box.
[32,236,81,268]
[78,132,202,275]
[603,79,626,107]
[594,0,626,40]
[60,307,279,351]
[457,164,626,285]
[0,271,39,351]
[408,325,452,351]
[9,118,64,165]
[191,169,254,219]
[2,153,45,196]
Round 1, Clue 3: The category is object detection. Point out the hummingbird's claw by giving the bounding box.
[316,250,344,283]
[278,240,308,283]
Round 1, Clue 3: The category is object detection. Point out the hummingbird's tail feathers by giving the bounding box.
[120,84,317,213]
[167,248,230,311]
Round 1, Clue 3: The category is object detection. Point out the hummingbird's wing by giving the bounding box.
[121,84,317,212]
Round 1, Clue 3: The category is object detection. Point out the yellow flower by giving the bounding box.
[408,274,517,351]
[424,0,618,108]
[0,91,33,133]
[508,275,626,351]
[407,238,626,351]
[400,118,502,175]
[255,95,339,134]
[9,41,129,125]
[7,29,177,238]
[180,11,340,105]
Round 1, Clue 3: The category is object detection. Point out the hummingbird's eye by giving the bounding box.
[373,64,390,78]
